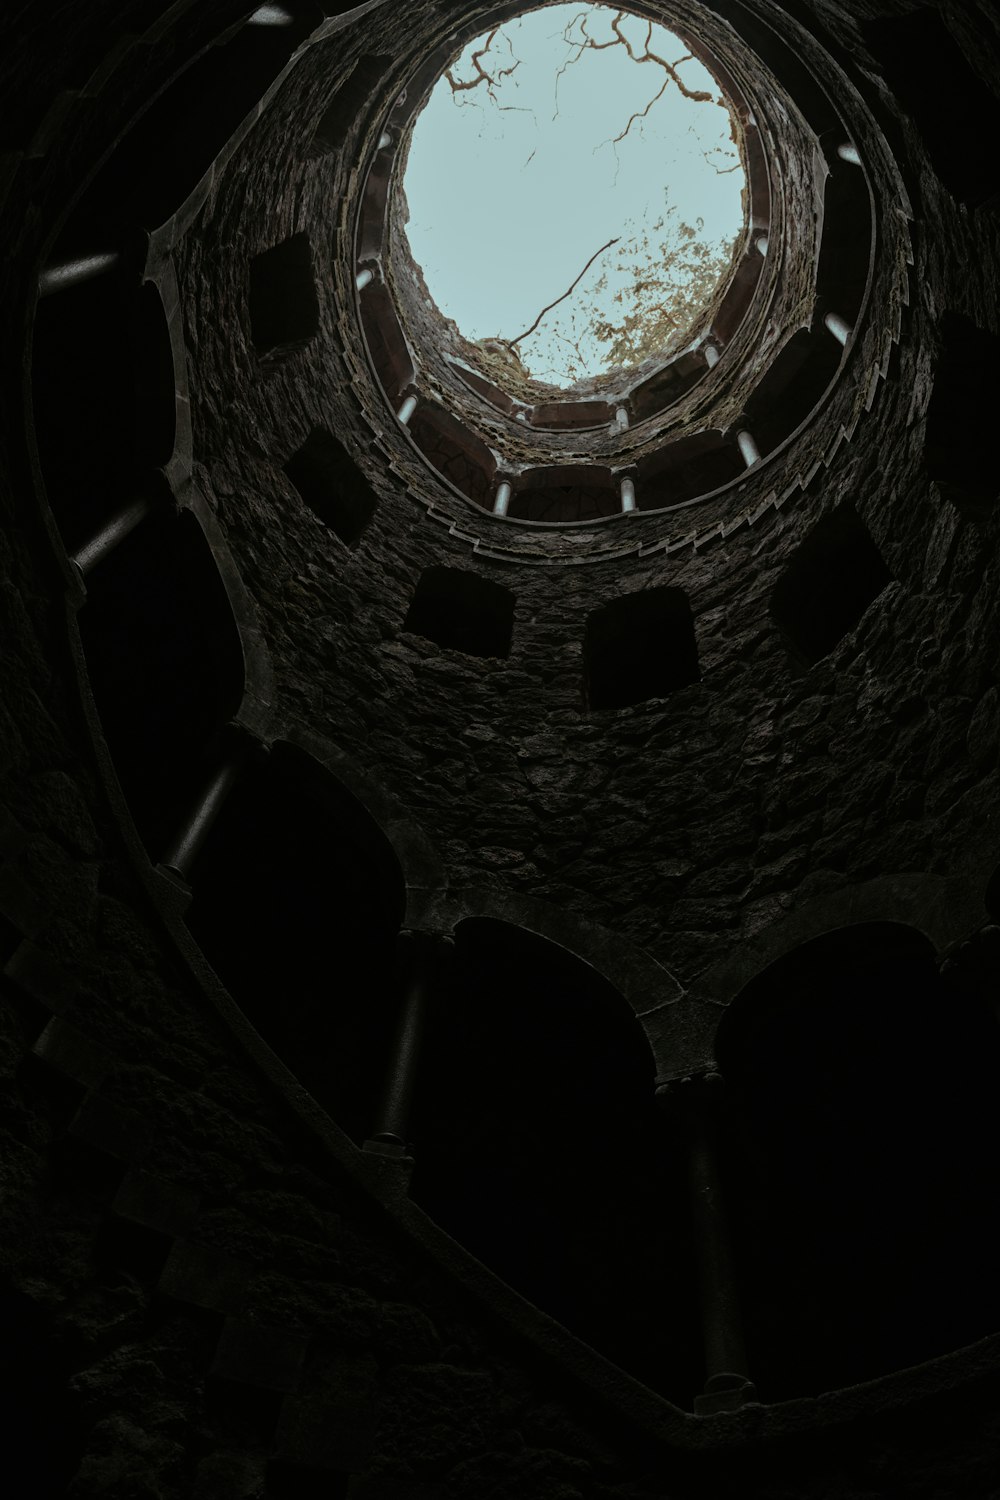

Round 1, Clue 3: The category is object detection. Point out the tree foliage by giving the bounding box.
[585,209,735,371]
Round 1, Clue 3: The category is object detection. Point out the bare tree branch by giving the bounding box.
[505,236,620,347]
[444,27,502,93]
[606,12,712,122]
[451,9,719,141]
[608,70,671,144]
[438,10,741,382]
[546,9,720,156]
[446,27,522,97]
[552,11,599,117]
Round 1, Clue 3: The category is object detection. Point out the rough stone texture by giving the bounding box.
[172,7,934,1013]
[3,0,1000,1496]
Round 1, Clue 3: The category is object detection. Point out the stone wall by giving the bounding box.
[179,0,998,978]
[2,0,1000,1496]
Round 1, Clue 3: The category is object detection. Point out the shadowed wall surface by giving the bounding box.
[2,2,1000,1497]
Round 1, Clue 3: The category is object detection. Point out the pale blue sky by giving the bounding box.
[403,3,745,386]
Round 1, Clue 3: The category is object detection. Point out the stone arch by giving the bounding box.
[714,920,1000,1401]
[77,502,247,857]
[30,256,157,550]
[438,886,684,1030]
[176,482,276,735]
[696,872,983,1013]
[409,913,702,1405]
[131,278,179,471]
[279,724,448,909]
[45,2,325,245]
[183,737,408,1145]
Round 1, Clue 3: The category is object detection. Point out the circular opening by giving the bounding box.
[401,3,747,397]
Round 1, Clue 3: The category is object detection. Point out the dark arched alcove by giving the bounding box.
[815,158,872,326]
[629,347,708,421]
[636,433,744,511]
[78,508,245,854]
[47,4,324,243]
[742,325,843,455]
[31,270,141,548]
[507,480,621,524]
[31,270,177,552]
[505,465,618,526]
[358,282,415,397]
[184,744,406,1145]
[407,405,495,510]
[409,919,702,1405]
[716,922,1000,1401]
[863,7,1000,210]
[309,53,392,157]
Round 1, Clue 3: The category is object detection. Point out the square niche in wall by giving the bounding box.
[771,503,892,666]
[284,427,376,546]
[403,567,515,659]
[248,232,320,356]
[584,586,700,710]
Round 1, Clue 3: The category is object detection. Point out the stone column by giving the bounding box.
[824,310,852,347]
[247,5,294,24]
[366,930,452,1156]
[397,394,418,426]
[158,730,259,885]
[493,478,513,517]
[736,429,761,468]
[38,252,120,297]
[71,494,155,579]
[658,1071,757,1415]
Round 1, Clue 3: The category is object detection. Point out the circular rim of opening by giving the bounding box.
[396,4,752,402]
[352,0,887,540]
